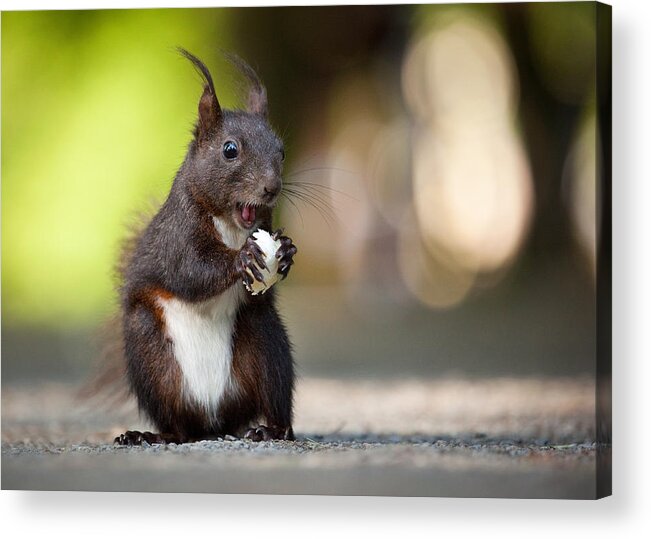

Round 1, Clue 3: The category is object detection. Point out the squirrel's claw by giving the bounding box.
[274,234,297,279]
[236,239,268,284]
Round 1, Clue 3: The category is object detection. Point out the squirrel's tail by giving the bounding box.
[75,313,130,408]
[75,204,155,408]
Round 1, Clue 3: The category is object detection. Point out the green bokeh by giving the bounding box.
[2,9,237,328]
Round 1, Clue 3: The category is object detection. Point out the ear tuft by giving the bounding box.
[224,52,268,118]
[178,47,222,144]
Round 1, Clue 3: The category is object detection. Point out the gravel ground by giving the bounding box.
[2,376,601,498]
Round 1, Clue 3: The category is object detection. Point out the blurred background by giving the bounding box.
[2,3,603,384]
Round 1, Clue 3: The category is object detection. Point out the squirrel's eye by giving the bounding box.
[280,148,285,162]
[223,141,238,160]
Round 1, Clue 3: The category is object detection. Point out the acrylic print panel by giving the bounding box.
[1,2,611,498]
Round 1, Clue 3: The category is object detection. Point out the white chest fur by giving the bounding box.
[159,216,248,417]
[159,285,246,417]
[213,215,249,250]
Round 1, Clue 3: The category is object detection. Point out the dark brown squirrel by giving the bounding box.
[113,49,297,445]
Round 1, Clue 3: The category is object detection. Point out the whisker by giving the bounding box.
[282,188,338,229]
[284,166,357,179]
[285,181,359,201]
[293,192,340,229]
[284,186,337,215]
[280,192,305,229]
[284,184,341,214]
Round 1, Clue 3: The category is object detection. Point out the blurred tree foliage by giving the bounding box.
[2,9,237,326]
[2,4,597,329]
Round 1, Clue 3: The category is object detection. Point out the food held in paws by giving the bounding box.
[244,229,282,295]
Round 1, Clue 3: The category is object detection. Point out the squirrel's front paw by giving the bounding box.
[272,229,297,279]
[236,236,268,288]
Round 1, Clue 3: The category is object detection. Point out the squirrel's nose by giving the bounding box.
[263,180,281,201]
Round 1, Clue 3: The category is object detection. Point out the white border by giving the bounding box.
[2,0,650,537]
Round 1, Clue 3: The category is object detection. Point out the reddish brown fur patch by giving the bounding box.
[129,287,176,332]
[153,287,174,301]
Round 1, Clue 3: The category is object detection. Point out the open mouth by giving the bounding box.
[235,202,258,229]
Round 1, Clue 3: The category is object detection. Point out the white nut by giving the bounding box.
[244,229,282,295]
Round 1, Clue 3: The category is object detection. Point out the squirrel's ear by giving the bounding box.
[225,53,268,118]
[178,48,222,144]
[247,84,268,117]
[197,83,222,142]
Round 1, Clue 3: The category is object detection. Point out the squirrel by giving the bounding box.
[112,49,297,445]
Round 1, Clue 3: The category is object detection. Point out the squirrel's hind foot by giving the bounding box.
[244,425,295,442]
[114,430,183,446]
